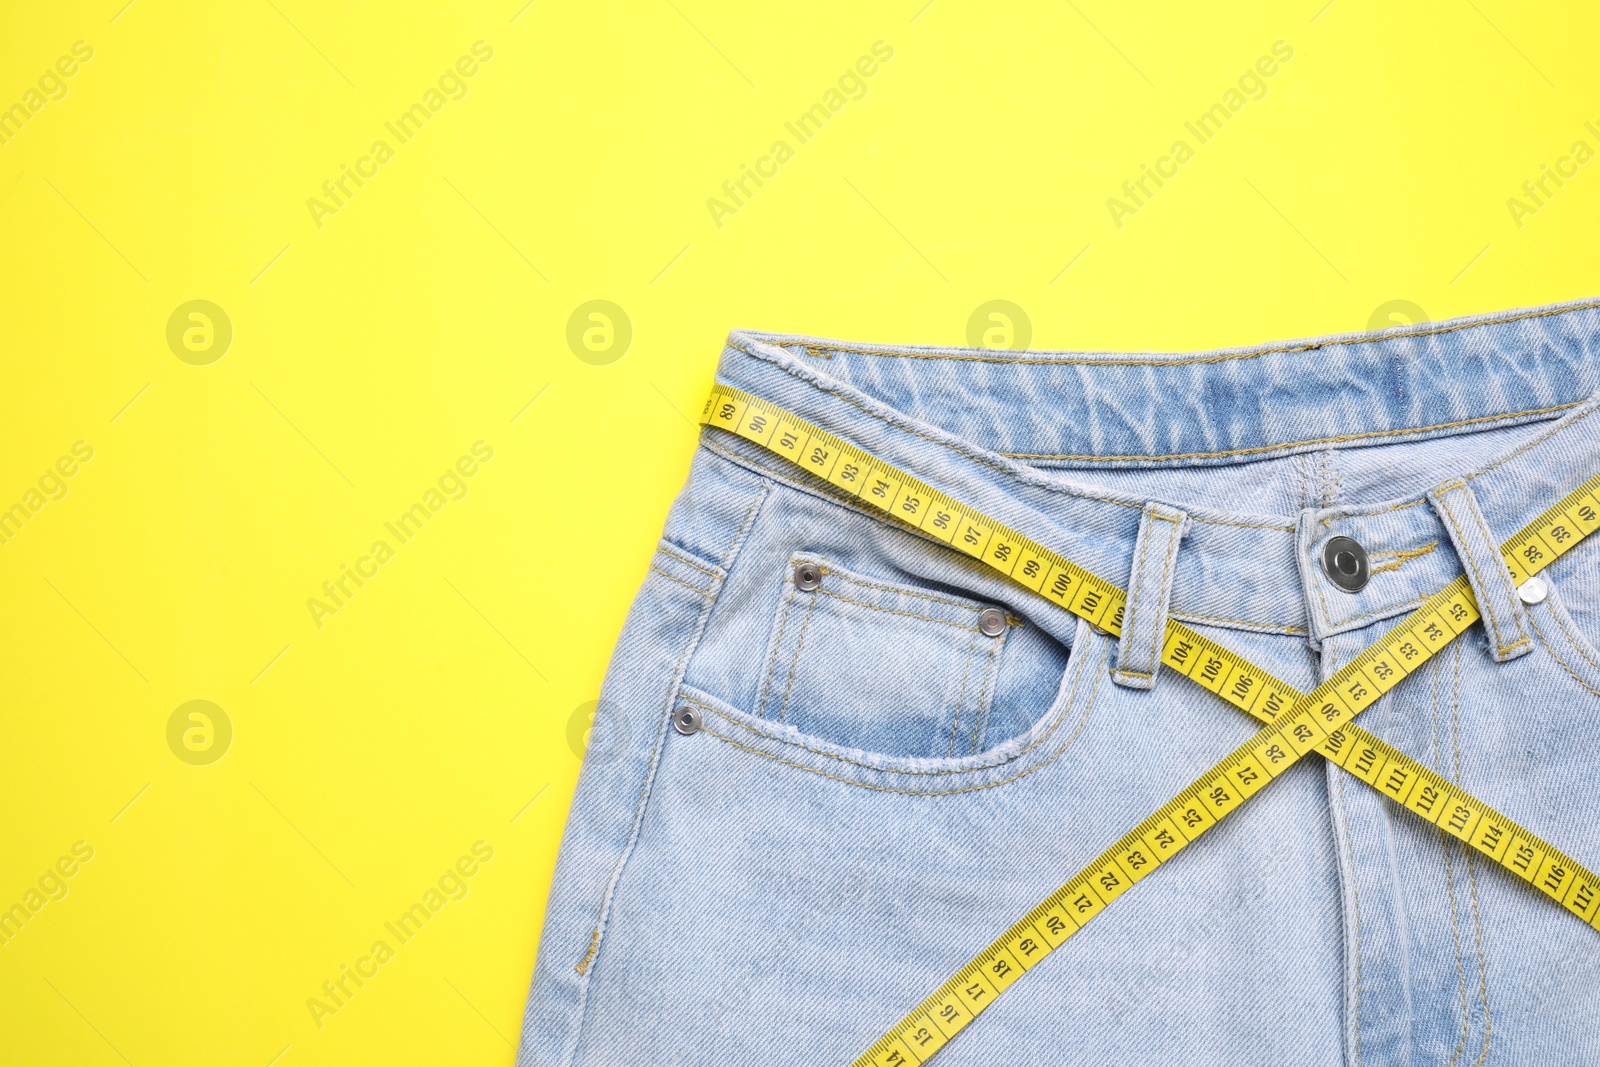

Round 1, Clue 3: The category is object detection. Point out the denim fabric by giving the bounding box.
[518,297,1600,1067]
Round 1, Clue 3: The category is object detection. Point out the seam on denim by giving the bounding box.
[1335,770,1368,1066]
[748,300,1600,365]
[777,585,821,724]
[814,587,987,630]
[1529,612,1600,698]
[1458,479,1530,646]
[569,477,770,1006]
[995,403,1582,462]
[947,630,978,758]
[707,416,1299,543]
[1191,516,1296,531]
[689,648,1108,795]
[655,540,724,582]
[1324,590,1445,634]
[719,480,772,566]
[707,436,1307,632]
[1450,645,1493,1066]
[1468,396,1600,481]
[1462,485,1530,649]
[570,484,767,993]
[1430,651,1472,1067]
[1120,511,1159,678]
[675,633,1097,779]
[1327,495,1434,524]
[817,563,999,614]
[1367,541,1438,575]
[1146,515,1183,678]
[568,542,736,1052]
[1112,668,1154,680]
[971,637,1001,755]
[1436,489,1514,654]
[1450,643,1493,1066]
[1311,535,1339,637]
[648,565,715,599]
[710,362,1147,509]
[1169,610,1309,635]
[1543,583,1600,675]
[757,579,798,721]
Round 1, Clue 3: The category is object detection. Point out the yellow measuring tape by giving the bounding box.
[699,386,1600,1066]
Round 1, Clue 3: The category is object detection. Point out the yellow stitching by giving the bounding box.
[704,404,1296,540]
[720,482,770,564]
[690,649,1108,796]
[676,637,1100,778]
[1452,644,1492,1067]
[1448,642,1493,1066]
[1366,541,1438,575]
[1529,614,1600,699]
[1333,594,1435,627]
[757,579,799,720]
[1112,668,1154,680]
[658,542,722,581]
[1169,610,1309,635]
[574,925,602,976]
[1144,515,1183,676]
[1119,511,1159,675]
[648,566,714,599]
[741,299,1600,366]
[970,636,1001,754]
[814,587,986,630]
[1544,583,1600,674]
[817,564,999,614]
[1437,491,1507,651]
[1462,484,1529,646]
[578,551,725,974]
[1331,495,1432,521]
[1336,770,1368,1066]
[1470,398,1600,482]
[707,437,1300,631]
[777,587,820,723]
[1431,653,1473,1067]
[1441,832,1472,1067]
[947,631,978,758]
[996,403,1581,463]
[1191,516,1295,531]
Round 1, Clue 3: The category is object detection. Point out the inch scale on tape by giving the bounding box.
[697,387,1600,1067]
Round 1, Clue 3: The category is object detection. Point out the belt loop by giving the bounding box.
[1427,479,1532,662]
[1111,501,1191,690]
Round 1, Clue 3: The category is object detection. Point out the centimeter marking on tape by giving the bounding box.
[697,387,1600,1067]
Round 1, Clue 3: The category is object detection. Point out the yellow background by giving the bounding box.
[2,0,1599,1062]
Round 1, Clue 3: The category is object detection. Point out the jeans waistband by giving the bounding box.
[706,296,1600,645]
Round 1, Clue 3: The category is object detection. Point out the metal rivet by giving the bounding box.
[977,607,1007,637]
[1321,535,1370,593]
[671,705,702,735]
[793,562,823,591]
[1517,577,1548,605]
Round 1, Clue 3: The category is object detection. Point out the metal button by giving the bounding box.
[1322,535,1369,593]
[1517,576,1548,605]
[793,562,823,591]
[671,705,702,735]
[977,607,1007,637]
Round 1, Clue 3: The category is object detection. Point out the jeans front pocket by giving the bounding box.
[755,552,1017,758]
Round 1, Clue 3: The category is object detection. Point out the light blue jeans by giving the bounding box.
[519,297,1600,1066]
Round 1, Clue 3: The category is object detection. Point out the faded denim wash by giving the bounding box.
[519,297,1600,1066]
